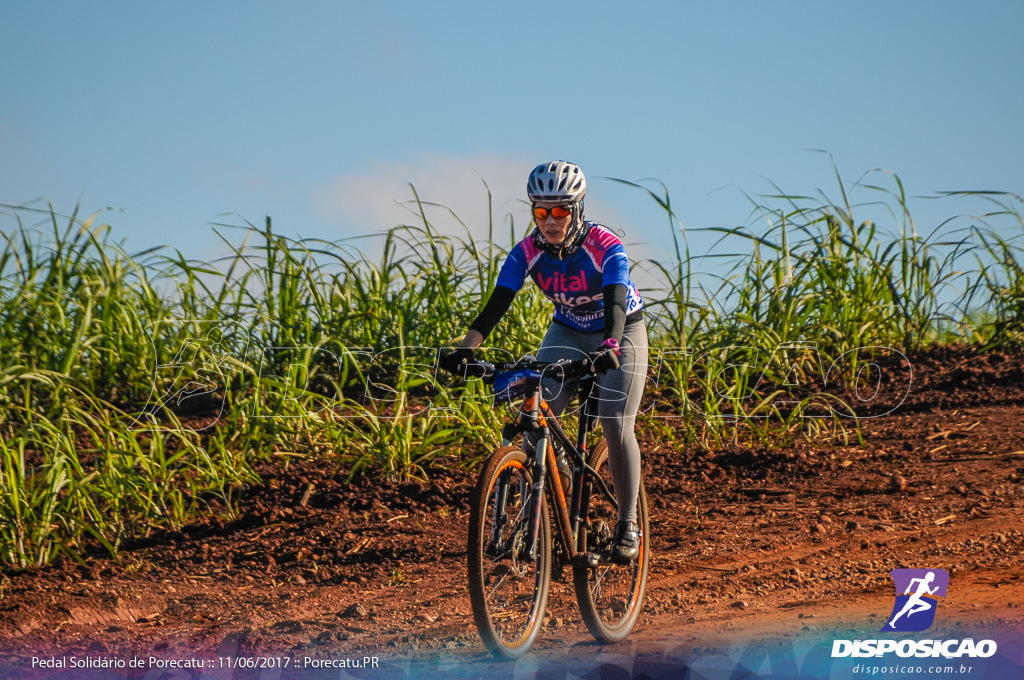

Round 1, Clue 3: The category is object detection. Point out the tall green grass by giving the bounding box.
[1,170,1022,568]
[634,170,1022,447]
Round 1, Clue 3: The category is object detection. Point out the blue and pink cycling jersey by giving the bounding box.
[495,222,644,333]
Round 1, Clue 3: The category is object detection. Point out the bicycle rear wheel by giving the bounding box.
[468,446,551,659]
[573,439,650,642]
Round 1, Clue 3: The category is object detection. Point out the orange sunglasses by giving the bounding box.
[532,204,574,221]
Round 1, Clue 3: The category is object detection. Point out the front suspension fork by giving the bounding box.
[519,430,549,562]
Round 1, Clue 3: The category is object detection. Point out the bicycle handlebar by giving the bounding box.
[460,357,598,383]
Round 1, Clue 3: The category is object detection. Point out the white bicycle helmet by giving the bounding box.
[527,161,586,203]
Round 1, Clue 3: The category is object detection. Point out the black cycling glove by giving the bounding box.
[440,347,475,375]
[588,338,621,373]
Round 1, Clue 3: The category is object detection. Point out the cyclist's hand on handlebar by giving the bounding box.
[588,339,621,373]
[440,347,475,375]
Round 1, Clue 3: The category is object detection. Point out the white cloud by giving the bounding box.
[314,152,536,245]
[310,152,659,272]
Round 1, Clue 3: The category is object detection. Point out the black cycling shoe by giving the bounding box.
[609,520,640,564]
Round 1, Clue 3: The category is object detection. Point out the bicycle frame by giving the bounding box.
[496,369,618,566]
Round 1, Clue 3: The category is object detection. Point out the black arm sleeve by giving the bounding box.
[468,285,517,341]
[602,283,628,342]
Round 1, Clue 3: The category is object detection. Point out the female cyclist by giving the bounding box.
[442,160,648,563]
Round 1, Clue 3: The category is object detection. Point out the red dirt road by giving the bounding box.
[1,345,1023,678]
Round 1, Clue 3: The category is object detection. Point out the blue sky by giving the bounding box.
[2,1,1022,267]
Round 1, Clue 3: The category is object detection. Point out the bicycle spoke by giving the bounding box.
[486,573,510,599]
[573,439,649,642]
[468,447,551,660]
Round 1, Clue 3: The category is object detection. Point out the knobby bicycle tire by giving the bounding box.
[572,439,650,642]
[467,446,552,659]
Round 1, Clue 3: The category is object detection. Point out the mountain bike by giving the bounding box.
[450,355,650,660]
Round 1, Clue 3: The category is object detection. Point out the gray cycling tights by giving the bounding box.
[534,318,648,525]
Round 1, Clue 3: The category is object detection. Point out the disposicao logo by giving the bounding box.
[882,568,949,632]
[831,567,998,659]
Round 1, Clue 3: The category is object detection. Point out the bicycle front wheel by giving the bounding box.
[573,439,650,642]
[468,446,551,659]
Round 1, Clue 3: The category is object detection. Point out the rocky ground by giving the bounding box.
[1,345,1022,679]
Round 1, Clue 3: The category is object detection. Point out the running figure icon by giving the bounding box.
[882,568,949,632]
[130,324,239,432]
[888,571,938,627]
